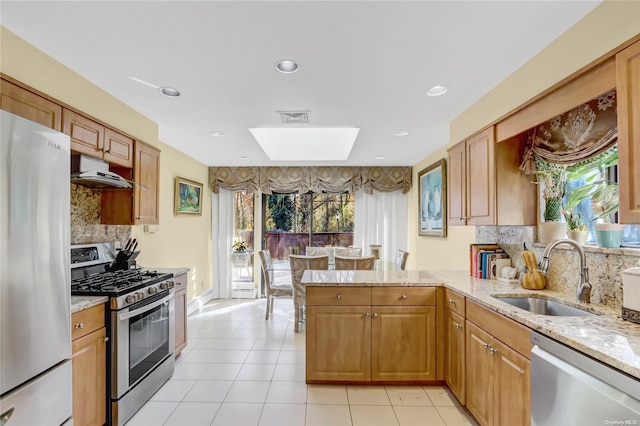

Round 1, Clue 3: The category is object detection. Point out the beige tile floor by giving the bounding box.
[126,298,478,426]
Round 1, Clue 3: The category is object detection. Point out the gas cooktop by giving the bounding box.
[71,269,172,297]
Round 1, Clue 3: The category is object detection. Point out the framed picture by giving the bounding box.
[175,177,203,215]
[418,158,447,237]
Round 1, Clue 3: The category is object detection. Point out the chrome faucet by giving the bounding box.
[537,238,591,303]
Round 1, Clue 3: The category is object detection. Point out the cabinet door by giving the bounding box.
[445,310,465,405]
[103,127,134,168]
[134,141,160,225]
[371,306,436,381]
[174,273,188,357]
[306,305,371,382]
[72,327,107,426]
[63,109,105,158]
[1,79,62,131]
[492,339,530,426]
[466,321,494,426]
[466,127,496,225]
[447,141,467,226]
[617,40,640,223]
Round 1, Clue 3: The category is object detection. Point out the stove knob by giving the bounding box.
[126,294,136,304]
[137,291,145,301]
[160,282,168,290]
[169,281,175,288]
[148,287,158,295]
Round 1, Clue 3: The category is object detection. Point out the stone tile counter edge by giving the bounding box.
[71,295,108,314]
[302,269,640,380]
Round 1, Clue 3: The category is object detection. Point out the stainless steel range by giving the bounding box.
[71,243,175,426]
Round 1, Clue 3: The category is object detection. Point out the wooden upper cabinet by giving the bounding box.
[134,141,160,225]
[447,141,467,226]
[617,40,640,223]
[103,128,134,168]
[466,128,496,225]
[1,79,63,131]
[448,126,535,227]
[63,109,133,168]
[63,109,104,156]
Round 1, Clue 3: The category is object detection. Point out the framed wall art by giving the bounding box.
[175,177,203,215]
[418,158,447,237]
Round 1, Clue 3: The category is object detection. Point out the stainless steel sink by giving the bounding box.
[492,296,596,317]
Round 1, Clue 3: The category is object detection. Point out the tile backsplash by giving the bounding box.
[70,184,131,245]
[476,226,640,309]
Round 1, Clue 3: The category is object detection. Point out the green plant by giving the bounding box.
[564,150,619,224]
[562,209,587,231]
[535,163,567,222]
[232,240,249,252]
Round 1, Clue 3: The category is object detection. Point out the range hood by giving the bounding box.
[71,154,133,189]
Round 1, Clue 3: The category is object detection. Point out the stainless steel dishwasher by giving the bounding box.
[531,332,640,425]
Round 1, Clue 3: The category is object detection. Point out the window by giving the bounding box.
[263,193,355,258]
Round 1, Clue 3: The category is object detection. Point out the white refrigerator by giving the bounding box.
[0,110,73,425]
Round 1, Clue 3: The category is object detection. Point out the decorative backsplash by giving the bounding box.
[70,184,131,245]
[476,226,640,309]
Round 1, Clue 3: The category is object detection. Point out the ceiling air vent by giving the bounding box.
[278,111,310,124]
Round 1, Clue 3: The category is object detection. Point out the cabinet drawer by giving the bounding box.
[371,287,435,306]
[307,287,371,306]
[71,304,105,341]
[174,272,187,291]
[445,289,465,317]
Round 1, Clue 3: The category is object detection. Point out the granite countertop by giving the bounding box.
[144,267,189,276]
[71,295,108,314]
[302,269,640,380]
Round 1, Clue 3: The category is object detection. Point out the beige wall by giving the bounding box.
[1,26,213,301]
[408,1,640,270]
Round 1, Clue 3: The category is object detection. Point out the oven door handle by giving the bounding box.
[118,293,173,321]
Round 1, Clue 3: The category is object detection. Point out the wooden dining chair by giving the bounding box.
[334,255,376,271]
[289,254,329,332]
[396,250,409,270]
[334,247,362,257]
[258,250,293,320]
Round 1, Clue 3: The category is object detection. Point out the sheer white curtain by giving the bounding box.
[353,190,408,263]
[211,188,235,299]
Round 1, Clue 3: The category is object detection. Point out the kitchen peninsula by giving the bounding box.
[302,269,640,379]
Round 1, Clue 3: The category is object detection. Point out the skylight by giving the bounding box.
[249,127,360,161]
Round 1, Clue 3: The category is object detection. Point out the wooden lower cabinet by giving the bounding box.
[305,286,436,383]
[174,271,188,356]
[71,304,107,426]
[306,305,371,382]
[445,309,466,404]
[371,306,435,381]
[466,312,531,426]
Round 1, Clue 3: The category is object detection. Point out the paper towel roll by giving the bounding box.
[623,267,640,312]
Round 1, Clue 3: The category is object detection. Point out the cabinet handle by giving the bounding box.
[373,312,378,318]
[74,323,85,329]
[101,337,110,342]
[455,323,463,329]
[482,343,491,349]
[448,299,456,304]
[364,312,370,318]
[490,348,498,355]
[104,149,110,154]
[401,294,407,300]
[336,294,341,300]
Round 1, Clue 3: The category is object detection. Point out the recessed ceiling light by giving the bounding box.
[158,87,181,97]
[209,131,224,137]
[275,59,299,74]
[249,127,359,161]
[394,130,409,136]
[426,85,448,97]
[238,156,248,160]
[375,156,386,160]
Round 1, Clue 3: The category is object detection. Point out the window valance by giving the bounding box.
[208,166,412,194]
[519,90,618,174]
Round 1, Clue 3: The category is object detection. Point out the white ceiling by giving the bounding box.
[1,1,601,167]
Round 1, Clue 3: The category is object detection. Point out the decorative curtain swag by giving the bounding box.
[209,166,412,194]
[519,90,618,174]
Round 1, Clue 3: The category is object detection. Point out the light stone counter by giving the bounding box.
[302,269,640,379]
[71,295,108,313]
[144,267,189,277]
